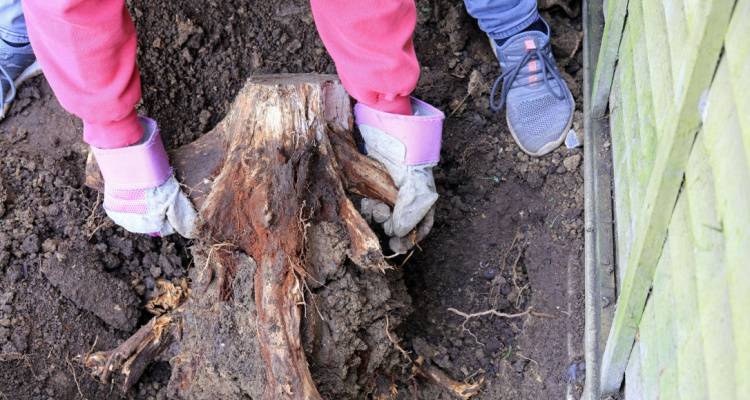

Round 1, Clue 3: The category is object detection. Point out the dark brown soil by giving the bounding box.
[0,1,585,399]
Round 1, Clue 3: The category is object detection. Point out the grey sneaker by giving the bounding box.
[489,19,574,156]
[0,40,41,120]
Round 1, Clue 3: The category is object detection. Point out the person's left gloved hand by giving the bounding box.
[91,117,197,238]
[355,98,444,254]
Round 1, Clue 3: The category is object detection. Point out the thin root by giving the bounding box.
[385,315,412,363]
[447,307,532,345]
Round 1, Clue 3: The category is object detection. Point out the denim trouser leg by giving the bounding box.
[464,0,538,40]
[0,0,27,43]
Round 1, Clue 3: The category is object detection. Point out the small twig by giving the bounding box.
[566,32,584,62]
[385,315,412,363]
[66,355,86,399]
[87,220,108,241]
[448,93,472,118]
[516,352,539,366]
[398,249,416,268]
[81,336,99,362]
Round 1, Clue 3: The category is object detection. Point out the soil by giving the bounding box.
[0,1,585,399]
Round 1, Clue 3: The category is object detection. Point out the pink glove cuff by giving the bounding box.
[354,97,444,165]
[91,117,172,190]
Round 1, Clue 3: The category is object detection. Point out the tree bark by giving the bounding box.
[84,74,412,399]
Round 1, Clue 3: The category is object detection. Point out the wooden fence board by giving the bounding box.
[651,244,678,400]
[662,0,689,96]
[617,27,644,223]
[723,0,750,170]
[629,0,657,179]
[685,134,737,400]
[638,296,660,399]
[625,341,645,399]
[641,0,675,132]
[701,59,750,400]
[592,0,630,117]
[599,0,734,392]
[609,71,632,289]
[668,196,709,400]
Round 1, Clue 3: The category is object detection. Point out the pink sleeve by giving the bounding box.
[22,0,143,149]
[310,0,420,115]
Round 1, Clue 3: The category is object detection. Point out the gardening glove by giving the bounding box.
[90,117,197,238]
[355,98,444,253]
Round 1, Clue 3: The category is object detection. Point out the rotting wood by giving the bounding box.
[83,74,418,399]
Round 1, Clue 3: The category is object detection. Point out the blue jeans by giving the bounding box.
[0,0,26,43]
[464,0,539,39]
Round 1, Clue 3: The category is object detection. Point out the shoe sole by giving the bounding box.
[488,35,574,157]
[1,60,43,120]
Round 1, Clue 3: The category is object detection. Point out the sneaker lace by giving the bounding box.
[489,40,566,112]
[0,63,16,109]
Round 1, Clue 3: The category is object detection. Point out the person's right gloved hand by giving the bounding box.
[355,98,444,254]
[91,117,197,238]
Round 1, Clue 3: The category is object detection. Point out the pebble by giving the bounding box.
[0,318,10,327]
[563,154,582,172]
[20,234,39,255]
[144,276,156,290]
[0,291,14,305]
[41,239,57,253]
[150,266,162,278]
[482,269,497,280]
[435,354,453,370]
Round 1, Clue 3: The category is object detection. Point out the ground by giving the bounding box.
[0,1,585,399]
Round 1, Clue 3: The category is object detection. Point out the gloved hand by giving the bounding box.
[91,117,197,238]
[355,98,444,253]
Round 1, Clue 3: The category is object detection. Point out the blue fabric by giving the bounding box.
[0,0,26,43]
[464,0,539,39]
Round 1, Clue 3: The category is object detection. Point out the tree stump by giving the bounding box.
[83,74,414,399]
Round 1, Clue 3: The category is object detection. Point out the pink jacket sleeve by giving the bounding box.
[310,0,420,115]
[22,0,143,149]
[21,0,420,150]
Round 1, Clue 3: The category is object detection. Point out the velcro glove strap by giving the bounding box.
[354,98,444,166]
[90,117,172,191]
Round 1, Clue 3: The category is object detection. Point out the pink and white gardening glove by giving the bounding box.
[90,117,197,238]
[355,98,444,254]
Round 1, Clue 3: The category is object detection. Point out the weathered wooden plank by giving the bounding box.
[629,0,658,183]
[599,0,734,393]
[685,133,737,400]
[610,68,626,172]
[701,59,750,400]
[668,195,709,399]
[625,341,645,400]
[638,295,660,399]
[592,0,630,117]
[651,238,678,400]
[609,70,632,291]
[617,27,645,225]
[682,0,702,36]
[724,0,750,171]
[642,0,675,132]
[662,0,689,96]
